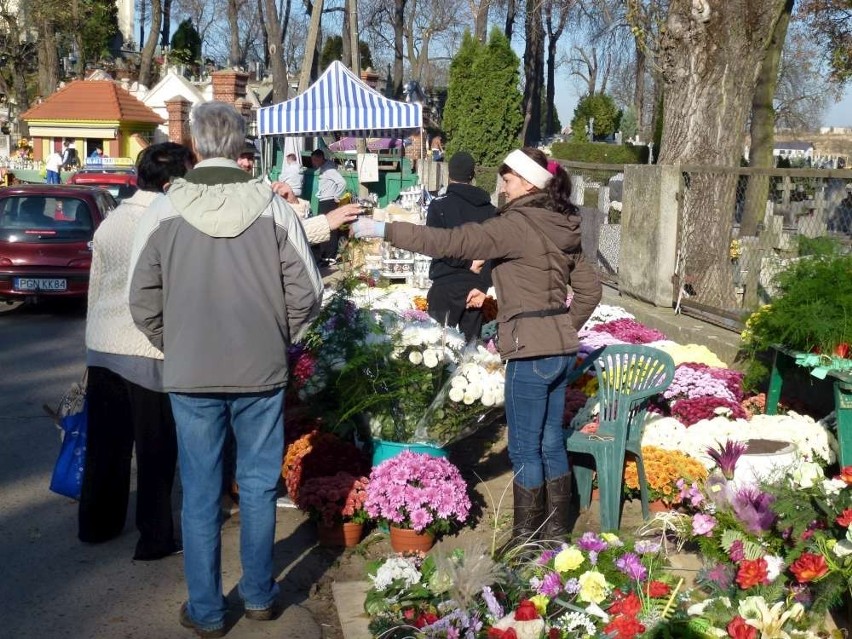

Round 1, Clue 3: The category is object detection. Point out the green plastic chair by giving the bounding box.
[565,344,675,532]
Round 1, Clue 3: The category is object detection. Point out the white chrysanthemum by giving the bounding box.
[450,376,468,390]
[408,350,424,365]
[481,392,495,407]
[465,383,483,401]
[423,349,440,368]
[462,390,477,405]
[371,557,422,590]
[823,478,847,495]
[448,387,465,403]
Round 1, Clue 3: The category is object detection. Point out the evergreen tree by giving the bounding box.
[78,0,120,63]
[442,32,481,148]
[319,36,373,71]
[570,93,621,140]
[170,19,202,65]
[445,29,522,166]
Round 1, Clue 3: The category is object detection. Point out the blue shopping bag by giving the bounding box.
[49,400,88,499]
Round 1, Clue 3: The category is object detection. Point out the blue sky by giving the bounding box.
[554,83,852,130]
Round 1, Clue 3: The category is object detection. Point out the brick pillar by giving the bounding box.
[405,129,425,165]
[211,69,249,106]
[360,68,379,90]
[165,96,192,145]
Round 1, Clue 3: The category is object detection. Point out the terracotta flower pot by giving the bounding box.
[649,499,670,513]
[388,525,435,553]
[317,521,364,548]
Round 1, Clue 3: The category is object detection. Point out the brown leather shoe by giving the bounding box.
[244,599,282,621]
[179,602,226,638]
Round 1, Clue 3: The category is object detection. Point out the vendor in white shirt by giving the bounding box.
[311,149,348,263]
[280,153,304,197]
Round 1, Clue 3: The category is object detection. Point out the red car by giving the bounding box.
[67,167,138,202]
[0,184,117,302]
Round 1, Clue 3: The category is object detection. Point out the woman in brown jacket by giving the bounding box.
[353,147,602,542]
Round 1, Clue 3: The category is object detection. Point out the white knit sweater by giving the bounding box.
[86,190,164,359]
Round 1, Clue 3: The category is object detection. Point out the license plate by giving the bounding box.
[13,278,68,291]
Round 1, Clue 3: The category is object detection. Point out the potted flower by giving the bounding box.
[365,451,471,552]
[623,446,708,510]
[296,471,370,547]
[282,430,369,501]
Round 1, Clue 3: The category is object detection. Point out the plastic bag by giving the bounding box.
[49,400,88,499]
[48,373,88,500]
[413,343,505,446]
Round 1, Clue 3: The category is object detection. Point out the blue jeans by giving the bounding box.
[170,389,285,631]
[505,355,575,489]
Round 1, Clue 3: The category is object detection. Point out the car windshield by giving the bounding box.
[0,196,95,241]
[100,184,138,202]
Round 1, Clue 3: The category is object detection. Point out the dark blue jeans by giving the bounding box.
[505,355,575,489]
[169,389,284,632]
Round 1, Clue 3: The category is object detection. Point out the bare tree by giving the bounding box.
[741,0,793,237]
[0,0,35,112]
[139,0,162,87]
[658,0,790,307]
[162,0,174,48]
[467,0,492,41]
[544,0,574,135]
[522,0,545,144]
[228,0,243,66]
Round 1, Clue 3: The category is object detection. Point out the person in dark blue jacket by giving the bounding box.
[425,151,496,342]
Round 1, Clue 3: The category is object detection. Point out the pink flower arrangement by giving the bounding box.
[589,318,667,344]
[365,451,472,534]
[671,396,748,426]
[663,363,744,404]
[296,472,369,526]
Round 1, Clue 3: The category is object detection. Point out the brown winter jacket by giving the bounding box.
[385,192,602,360]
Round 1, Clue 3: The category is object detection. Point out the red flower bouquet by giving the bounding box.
[295,471,369,526]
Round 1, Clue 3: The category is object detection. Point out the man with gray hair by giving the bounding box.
[129,101,323,637]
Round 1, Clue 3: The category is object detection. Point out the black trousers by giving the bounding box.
[313,199,342,262]
[427,285,484,343]
[78,366,178,557]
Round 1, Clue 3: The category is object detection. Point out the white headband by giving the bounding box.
[502,149,552,189]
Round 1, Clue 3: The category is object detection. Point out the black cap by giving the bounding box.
[240,140,257,157]
[448,151,475,183]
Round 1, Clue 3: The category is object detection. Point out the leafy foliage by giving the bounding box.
[443,28,523,165]
[571,93,622,140]
[741,253,852,364]
[550,141,649,164]
[77,0,120,63]
[170,19,202,65]
[319,35,373,71]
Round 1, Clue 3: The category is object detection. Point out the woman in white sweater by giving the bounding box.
[81,143,194,559]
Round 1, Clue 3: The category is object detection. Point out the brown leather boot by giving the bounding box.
[512,482,545,542]
[542,473,572,541]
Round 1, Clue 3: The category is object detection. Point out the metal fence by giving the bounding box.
[674,166,852,326]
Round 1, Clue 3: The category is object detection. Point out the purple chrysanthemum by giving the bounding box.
[564,578,581,594]
[615,552,648,581]
[481,586,503,620]
[634,539,661,554]
[731,485,776,534]
[538,572,563,597]
[577,531,608,553]
[728,539,745,562]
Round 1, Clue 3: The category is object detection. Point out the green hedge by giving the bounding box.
[475,166,498,196]
[550,142,649,165]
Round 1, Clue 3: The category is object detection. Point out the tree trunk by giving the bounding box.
[545,33,557,136]
[633,43,646,131]
[138,0,162,88]
[37,18,60,98]
[342,2,352,68]
[391,0,406,98]
[139,0,147,50]
[741,0,793,236]
[505,0,516,41]
[161,0,173,48]
[262,0,287,101]
[228,0,242,67]
[472,0,490,42]
[521,0,544,145]
[658,0,789,310]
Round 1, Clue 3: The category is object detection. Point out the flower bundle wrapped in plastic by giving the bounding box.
[412,344,506,446]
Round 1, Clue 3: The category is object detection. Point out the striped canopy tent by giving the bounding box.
[257,61,422,137]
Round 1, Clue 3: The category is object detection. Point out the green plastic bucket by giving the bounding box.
[371,439,447,467]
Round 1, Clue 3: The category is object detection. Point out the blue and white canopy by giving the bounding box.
[257,61,422,137]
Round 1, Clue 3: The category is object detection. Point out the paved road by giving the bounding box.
[0,301,329,639]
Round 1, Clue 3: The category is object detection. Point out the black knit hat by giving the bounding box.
[448,151,476,183]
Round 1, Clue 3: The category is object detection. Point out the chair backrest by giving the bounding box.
[593,345,675,442]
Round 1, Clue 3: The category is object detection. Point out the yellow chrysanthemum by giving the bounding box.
[554,546,585,573]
